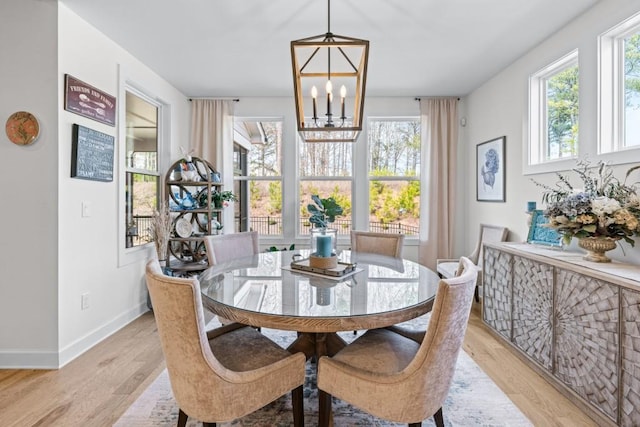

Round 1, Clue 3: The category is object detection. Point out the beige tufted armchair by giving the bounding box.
[145,259,306,427]
[350,230,405,258]
[316,257,477,427]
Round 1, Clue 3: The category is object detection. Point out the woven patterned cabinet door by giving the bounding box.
[622,288,640,426]
[554,268,619,423]
[512,256,553,370]
[482,246,512,340]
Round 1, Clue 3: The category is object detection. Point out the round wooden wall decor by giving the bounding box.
[5,111,40,145]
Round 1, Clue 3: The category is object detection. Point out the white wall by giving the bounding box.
[0,0,60,368]
[0,1,190,369]
[56,4,190,367]
[462,0,640,264]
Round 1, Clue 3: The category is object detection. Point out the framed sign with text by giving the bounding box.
[64,74,116,126]
[71,124,114,182]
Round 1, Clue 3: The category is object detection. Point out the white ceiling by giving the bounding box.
[60,0,599,98]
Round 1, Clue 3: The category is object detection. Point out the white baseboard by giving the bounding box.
[0,303,149,369]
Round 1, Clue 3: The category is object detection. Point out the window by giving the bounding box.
[367,119,420,236]
[599,12,640,153]
[298,142,353,237]
[234,119,283,236]
[124,91,160,248]
[529,50,579,165]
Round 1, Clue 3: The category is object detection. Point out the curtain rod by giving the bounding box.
[414,97,460,101]
[188,98,240,102]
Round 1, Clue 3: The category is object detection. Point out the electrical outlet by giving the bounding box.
[81,293,90,310]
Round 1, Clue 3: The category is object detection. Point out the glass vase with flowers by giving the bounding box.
[533,159,640,262]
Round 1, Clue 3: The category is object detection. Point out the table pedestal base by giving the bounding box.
[287,332,347,359]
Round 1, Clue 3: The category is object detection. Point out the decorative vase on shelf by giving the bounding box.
[578,236,619,263]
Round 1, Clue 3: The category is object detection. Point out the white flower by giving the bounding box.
[591,197,621,217]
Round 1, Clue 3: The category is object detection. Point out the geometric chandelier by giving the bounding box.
[290,0,369,142]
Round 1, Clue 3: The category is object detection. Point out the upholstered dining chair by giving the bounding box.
[436,223,508,302]
[204,231,260,265]
[350,230,405,258]
[204,231,260,325]
[316,257,477,427]
[145,259,306,427]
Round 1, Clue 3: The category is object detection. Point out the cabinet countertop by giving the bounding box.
[485,242,640,290]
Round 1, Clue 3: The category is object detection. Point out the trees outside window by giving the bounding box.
[234,120,283,236]
[124,90,160,248]
[367,119,420,235]
[624,33,640,147]
[529,50,579,165]
[298,143,353,236]
[599,13,640,154]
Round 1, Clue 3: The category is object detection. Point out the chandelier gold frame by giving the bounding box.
[290,0,369,143]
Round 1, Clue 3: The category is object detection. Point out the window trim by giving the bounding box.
[233,117,284,237]
[117,79,168,267]
[527,49,579,168]
[598,10,640,157]
[366,116,421,238]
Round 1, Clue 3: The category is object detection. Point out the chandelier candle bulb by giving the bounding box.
[311,86,318,120]
[340,85,346,119]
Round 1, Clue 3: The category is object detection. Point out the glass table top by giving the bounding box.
[199,250,440,320]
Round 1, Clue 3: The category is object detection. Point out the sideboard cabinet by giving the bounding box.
[483,242,640,426]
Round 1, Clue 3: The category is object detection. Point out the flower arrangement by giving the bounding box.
[533,159,640,246]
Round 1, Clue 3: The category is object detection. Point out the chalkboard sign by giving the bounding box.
[71,124,114,182]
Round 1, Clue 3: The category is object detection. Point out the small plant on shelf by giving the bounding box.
[213,190,238,208]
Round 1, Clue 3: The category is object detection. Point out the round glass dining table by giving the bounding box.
[199,250,440,359]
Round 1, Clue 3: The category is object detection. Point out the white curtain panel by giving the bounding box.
[189,99,234,170]
[189,99,235,227]
[419,98,458,270]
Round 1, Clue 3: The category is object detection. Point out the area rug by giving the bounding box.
[115,316,532,426]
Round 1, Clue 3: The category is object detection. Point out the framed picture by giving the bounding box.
[527,210,563,247]
[477,136,505,202]
[64,74,116,126]
[71,124,114,182]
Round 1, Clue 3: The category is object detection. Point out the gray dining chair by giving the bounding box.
[317,256,477,427]
[145,259,306,427]
[436,223,508,302]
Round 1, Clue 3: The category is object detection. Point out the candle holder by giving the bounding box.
[309,228,338,268]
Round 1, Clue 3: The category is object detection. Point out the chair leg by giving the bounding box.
[433,407,444,427]
[292,385,304,427]
[177,409,188,427]
[318,389,332,427]
[474,285,480,302]
[408,423,422,427]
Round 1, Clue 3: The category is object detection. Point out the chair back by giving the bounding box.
[204,231,259,265]
[406,256,477,418]
[468,224,508,266]
[350,231,405,258]
[145,260,231,420]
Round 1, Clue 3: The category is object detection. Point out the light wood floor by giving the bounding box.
[0,304,599,427]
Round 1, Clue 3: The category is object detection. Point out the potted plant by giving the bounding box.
[307,195,343,260]
[212,190,238,209]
